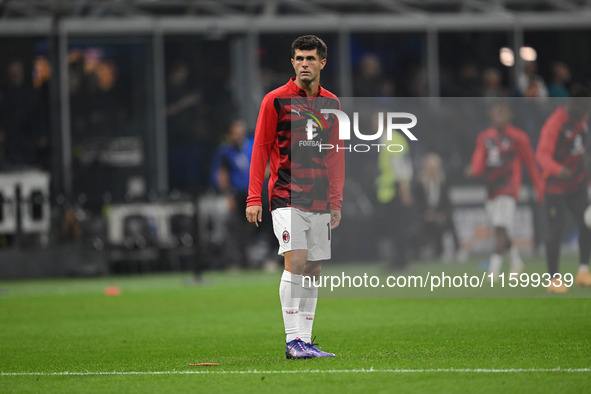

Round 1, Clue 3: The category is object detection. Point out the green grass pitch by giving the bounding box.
[1,257,590,393]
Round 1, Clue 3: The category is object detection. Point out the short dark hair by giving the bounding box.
[291,35,327,59]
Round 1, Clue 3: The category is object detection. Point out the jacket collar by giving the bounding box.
[288,77,323,97]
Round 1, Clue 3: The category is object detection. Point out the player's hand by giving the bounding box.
[330,209,341,230]
[246,205,262,227]
[558,167,573,180]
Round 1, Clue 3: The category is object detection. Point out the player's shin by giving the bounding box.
[575,223,591,286]
[489,254,503,276]
[509,246,524,273]
[298,278,318,343]
[279,270,302,342]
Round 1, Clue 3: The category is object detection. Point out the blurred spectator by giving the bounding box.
[408,65,428,97]
[456,63,481,97]
[354,53,394,97]
[517,61,548,98]
[0,59,36,168]
[69,53,86,141]
[68,51,128,209]
[209,119,254,268]
[548,62,571,98]
[412,153,462,261]
[32,56,52,171]
[210,119,253,210]
[376,124,415,271]
[166,60,206,194]
[481,67,506,97]
[166,60,201,140]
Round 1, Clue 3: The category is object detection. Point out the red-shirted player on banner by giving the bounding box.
[536,86,591,293]
[245,35,344,358]
[466,101,544,279]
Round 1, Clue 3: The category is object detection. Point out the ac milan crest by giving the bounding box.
[282,229,290,243]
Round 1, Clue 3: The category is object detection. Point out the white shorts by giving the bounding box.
[271,207,331,261]
[485,195,516,232]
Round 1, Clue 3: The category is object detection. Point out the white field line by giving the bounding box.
[1,368,590,376]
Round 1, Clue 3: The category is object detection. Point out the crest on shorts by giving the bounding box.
[282,229,290,243]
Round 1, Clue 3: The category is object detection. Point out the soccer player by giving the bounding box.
[246,35,344,358]
[536,87,591,292]
[467,101,543,278]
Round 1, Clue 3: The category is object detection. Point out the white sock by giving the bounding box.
[489,253,503,275]
[509,246,524,271]
[279,270,302,342]
[578,265,589,273]
[298,277,318,343]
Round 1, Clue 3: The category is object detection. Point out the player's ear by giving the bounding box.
[320,57,326,69]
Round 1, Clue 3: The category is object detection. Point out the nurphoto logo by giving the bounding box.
[307,109,418,152]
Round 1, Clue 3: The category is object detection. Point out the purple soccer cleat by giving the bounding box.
[285,338,313,359]
[304,337,335,358]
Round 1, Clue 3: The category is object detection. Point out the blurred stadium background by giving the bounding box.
[1,0,591,278]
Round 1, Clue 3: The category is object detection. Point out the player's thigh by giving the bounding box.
[271,208,294,256]
[545,193,567,235]
[271,207,310,256]
[306,212,332,262]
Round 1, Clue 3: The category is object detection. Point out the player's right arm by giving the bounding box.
[246,94,277,227]
[468,132,486,177]
[536,110,567,178]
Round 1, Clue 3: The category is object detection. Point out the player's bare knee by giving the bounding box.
[303,261,322,278]
[494,227,509,252]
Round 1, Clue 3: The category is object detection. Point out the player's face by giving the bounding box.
[228,120,246,144]
[490,104,511,128]
[291,49,326,84]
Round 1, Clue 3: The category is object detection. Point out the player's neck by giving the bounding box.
[294,78,319,97]
[495,124,508,133]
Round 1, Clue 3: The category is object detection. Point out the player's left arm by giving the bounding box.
[517,132,544,201]
[326,99,344,230]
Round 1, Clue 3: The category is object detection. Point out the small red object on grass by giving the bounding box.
[104,286,121,296]
[188,363,220,366]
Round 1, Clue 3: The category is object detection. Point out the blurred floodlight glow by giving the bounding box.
[500,46,537,66]
[519,46,537,62]
[499,47,514,67]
